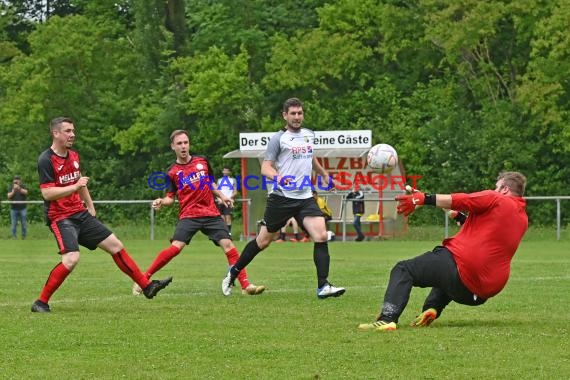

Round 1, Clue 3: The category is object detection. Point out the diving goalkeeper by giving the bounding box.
[358,171,528,331]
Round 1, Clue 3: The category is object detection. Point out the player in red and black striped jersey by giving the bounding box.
[131,130,265,296]
[31,117,172,313]
[38,148,85,223]
[164,156,220,219]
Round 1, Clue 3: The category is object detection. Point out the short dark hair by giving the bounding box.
[498,171,526,196]
[13,175,21,180]
[50,117,74,132]
[282,98,303,113]
[170,129,190,143]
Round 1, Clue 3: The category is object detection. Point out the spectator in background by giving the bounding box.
[346,184,365,241]
[216,167,238,236]
[275,217,306,242]
[7,175,28,239]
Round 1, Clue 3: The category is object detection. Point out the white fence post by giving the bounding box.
[557,198,561,241]
[150,203,155,241]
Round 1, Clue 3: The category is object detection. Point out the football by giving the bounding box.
[367,143,398,174]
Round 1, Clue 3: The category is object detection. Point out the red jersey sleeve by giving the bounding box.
[451,190,498,213]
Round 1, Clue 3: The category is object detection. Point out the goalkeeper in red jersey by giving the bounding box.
[358,171,528,331]
[31,117,172,313]
[132,130,265,296]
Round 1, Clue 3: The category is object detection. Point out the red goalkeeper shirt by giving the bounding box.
[38,148,86,224]
[165,156,220,219]
[443,190,527,298]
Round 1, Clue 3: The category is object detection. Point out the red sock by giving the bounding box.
[146,245,181,278]
[225,247,250,289]
[112,249,150,288]
[39,262,71,303]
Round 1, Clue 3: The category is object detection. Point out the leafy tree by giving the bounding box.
[186,0,328,81]
[518,0,570,145]
[165,0,187,56]
[1,0,569,226]
[131,0,171,80]
[0,14,143,220]
[170,46,264,168]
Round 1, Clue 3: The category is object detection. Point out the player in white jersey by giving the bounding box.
[222,98,345,299]
[216,167,238,235]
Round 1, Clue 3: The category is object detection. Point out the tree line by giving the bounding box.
[1,0,569,225]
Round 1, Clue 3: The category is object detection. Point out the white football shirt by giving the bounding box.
[264,128,315,199]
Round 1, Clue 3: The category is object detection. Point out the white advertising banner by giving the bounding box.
[239,130,372,151]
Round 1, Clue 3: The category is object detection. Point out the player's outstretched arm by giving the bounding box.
[212,190,233,207]
[444,209,468,225]
[395,185,453,216]
[261,160,278,179]
[261,159,292,186]
[152,196,174,210]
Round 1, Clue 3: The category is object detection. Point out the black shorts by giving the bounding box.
[262,194,324,233]
[50,211,113,254]
[172,216,231,245]
[403,246,488,305]
[217,203,233,216]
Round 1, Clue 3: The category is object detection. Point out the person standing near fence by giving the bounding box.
[216,167,238,236]
[7,175,28,239]
[31,117,173,313]
[346,184,365,241]
[132,130,265,296]
[275,217,306,242]
[222,97,345,299]
[358,171,528,331]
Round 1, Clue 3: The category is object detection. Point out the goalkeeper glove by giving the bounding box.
[395,191,427,216]
[396,185,437,217]
[446,209,467,226]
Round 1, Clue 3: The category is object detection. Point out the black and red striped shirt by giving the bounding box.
[38,148,85,224]
[165,155,220,219]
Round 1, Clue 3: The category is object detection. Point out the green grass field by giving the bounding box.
[0,232,569,379]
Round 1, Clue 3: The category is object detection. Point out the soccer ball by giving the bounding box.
[367,143,398,174]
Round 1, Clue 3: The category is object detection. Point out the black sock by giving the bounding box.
[279,232,286,240]
[231,240,263,277]
[313,242,330,288]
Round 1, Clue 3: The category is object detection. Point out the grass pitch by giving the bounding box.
[0,235,568,379]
